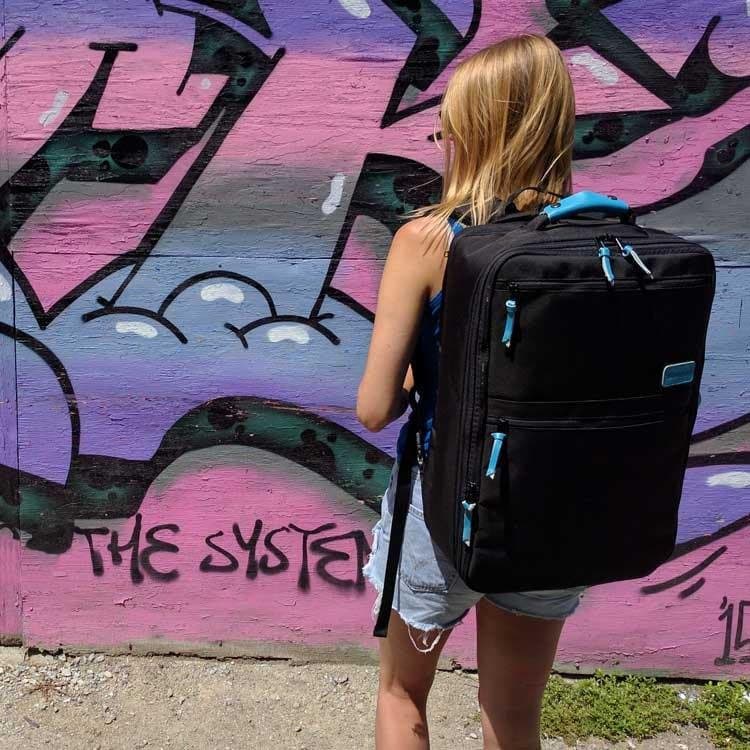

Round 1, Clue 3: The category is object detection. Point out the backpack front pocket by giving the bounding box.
[486,277,712,403]
[468,406,692,592]
[510,409,690,587]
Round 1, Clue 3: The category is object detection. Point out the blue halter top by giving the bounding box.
[395,219,463,462]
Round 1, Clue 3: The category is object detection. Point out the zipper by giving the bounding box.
[616,238,654,278]
[597,239,616,286]
[495,276,710,292]
[461,500,476,546]
[501,300,517,347]
[503,414,667,429]
[485,431,506,479]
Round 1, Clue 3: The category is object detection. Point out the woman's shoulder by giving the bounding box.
[393,215,453,250]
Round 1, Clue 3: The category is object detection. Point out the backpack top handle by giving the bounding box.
[531,190,636,229]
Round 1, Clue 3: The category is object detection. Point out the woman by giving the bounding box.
[357,35,583,750]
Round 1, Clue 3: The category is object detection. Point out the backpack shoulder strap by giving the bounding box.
[374,219,459,638]
[372,406,419,638]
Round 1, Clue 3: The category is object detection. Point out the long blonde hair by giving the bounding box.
[423,35,575,226]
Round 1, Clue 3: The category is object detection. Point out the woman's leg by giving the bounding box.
[475,598,565,750]
[376,611,451,750]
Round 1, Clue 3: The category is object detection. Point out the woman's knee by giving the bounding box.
[379,668,433,709]
[478,687,544,750]
[377,614,448,709]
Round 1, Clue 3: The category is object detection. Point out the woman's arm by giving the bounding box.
[356,219,444,432]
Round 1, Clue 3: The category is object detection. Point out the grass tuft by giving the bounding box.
[540,672,750,748]
[541,673,684,742]
[689,681,750,749]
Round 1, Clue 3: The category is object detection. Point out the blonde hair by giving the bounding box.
[422,35,575,226]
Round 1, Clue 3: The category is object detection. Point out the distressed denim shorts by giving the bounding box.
[362,460,584,644]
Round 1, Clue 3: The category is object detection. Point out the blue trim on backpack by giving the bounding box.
[485,432,506,479]
[662,361,696,388]
[598,244,616,285]
[461,500,475,546]
[543,191,629,222]
[501,300,517,347]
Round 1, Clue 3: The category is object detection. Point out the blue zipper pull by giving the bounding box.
[597,242,615,286]
[501,299,517,348]
[461,500,476,546]
[485,431,506,479]
[616,238,653,278]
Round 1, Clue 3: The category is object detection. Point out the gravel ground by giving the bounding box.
[0,647,717,750]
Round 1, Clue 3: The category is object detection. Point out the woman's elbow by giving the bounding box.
[356,403,388,433]
[356,387,392,431]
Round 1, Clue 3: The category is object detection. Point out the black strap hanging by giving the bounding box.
[373,392,421,639]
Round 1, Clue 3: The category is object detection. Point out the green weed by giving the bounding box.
[540,672,750,748]
[690,681,750,749]
[541,673,685,742]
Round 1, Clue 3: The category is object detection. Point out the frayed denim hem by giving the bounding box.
[483,592,583,621]
[362,565,468,653]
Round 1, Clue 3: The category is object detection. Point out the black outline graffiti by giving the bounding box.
[312,153,442,321]
[225,313,339,349]
[636,125,750,215]
[0,524,21,540]
[0,27,25,61]
[0,321,80,461]
[325,286,375,324]
[687,410,750,468]
[83,306,188,344]
[716,597,750,665]
[673,513,750,559]
[687,451,750,468]
[641,546,727,596]
[678,577,706,599]
[550,10,749,112]
[1,5,285,330]
[2,1,748,337]
[1,395,392,553]
[158,271,278,317]
[693,411,750,444]
[78,515,370,591]
[379,0,483,128]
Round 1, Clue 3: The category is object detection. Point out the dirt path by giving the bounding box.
[0,647,716,749]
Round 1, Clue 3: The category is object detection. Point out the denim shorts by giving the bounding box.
[362,460,584,640]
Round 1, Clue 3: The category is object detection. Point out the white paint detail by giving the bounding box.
[266,325,310,345]
[571,52,619,85]
[0,276,11,303]
[200,283,245,304]
[322,173,346,215]
[201,77,212,89]
[115,321,159,339]
[39,90,70,127]
[338,0,371,19]
[706,471,750,489]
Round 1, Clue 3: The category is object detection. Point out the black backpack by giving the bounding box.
[374,190,715,637]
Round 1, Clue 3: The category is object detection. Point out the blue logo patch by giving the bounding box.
[662,361,696,388]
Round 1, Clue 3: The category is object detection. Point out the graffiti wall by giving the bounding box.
[0,0,748,677]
